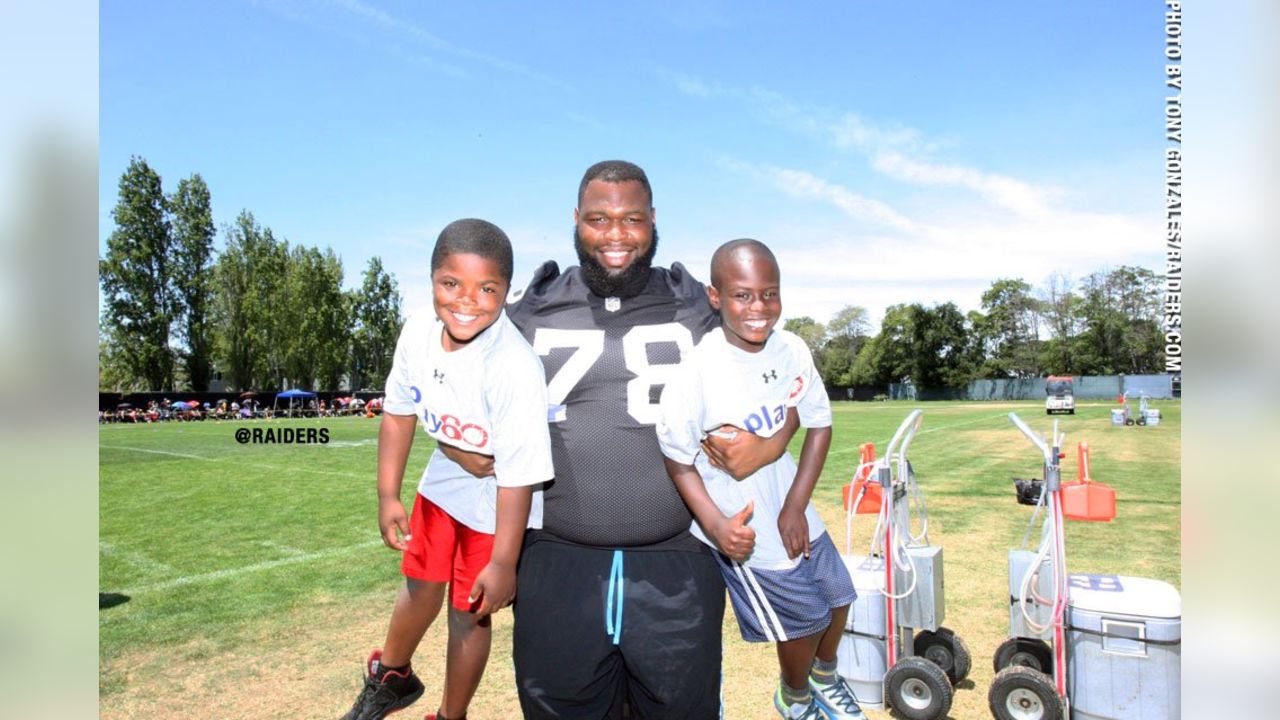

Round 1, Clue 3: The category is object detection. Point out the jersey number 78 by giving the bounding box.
[532,324,694,426]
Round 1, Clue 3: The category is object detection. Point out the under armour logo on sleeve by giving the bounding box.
[762,370,778,383]
[433,369,446,383]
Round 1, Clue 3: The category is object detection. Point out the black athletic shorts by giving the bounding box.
[513,536,726,720]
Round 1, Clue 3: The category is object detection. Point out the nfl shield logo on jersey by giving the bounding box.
[604,296,621,312]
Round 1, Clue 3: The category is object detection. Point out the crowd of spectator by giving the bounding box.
[98,396,385,423]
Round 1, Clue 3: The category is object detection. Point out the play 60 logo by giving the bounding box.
[411,385,490,449]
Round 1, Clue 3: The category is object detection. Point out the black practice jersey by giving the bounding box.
[507,261,719,547]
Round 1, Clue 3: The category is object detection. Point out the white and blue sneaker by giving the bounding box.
[773,686,826,720]
[809,674,867,720]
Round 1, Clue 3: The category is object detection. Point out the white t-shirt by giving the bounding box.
[656,327,833,570]
[384,310,553,534]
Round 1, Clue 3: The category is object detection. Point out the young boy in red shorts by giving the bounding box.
[340,218,554,720]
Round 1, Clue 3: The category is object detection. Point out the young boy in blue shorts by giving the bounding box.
[340,219,554,720]
[657,239,865,720]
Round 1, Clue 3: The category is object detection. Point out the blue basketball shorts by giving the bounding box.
[715,532,857,643]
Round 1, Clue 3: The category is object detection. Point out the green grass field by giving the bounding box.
[99,399,1180,719]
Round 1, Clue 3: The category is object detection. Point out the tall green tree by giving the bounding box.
[852,304,914,387]
[821,305,871,389]
[1073,266,1162,375]
[972,278,1042,378]
[257,228,291,390]
[315,249,352,391]
[910,302,974,389]
[1037,272,1081,374]
[281,245,350,390]
[98,328,143,392]
[99,157,175,390]
[1110,265,1163,374]
[827,305,870,341]
[350,257,403,391]
[212,211,284,390]
[170,173,216,390]
[852,303,975,391]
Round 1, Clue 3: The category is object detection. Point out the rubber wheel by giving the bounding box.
[1137,415,1147,426]
[915,627,972,683]
[988,665,1064,720]
[885,656,953,720]
[1125,418,1135,426]
[992,637,1053,674]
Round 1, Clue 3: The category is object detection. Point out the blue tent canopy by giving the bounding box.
[274,388,317,415]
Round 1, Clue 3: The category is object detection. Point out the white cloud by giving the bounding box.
[871,151,1059,218]
[827,113,925,155]
[674,72,1074,219]
[671,73,723,98]
[764,167,925,235]
[749,165,1158,329]
[671,73,1161,328]
[261,0,567,88]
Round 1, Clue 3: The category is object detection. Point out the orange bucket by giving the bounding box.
[842,443,882,514]
[1061,481,1116,522]
[843,479,884,514]
[1061,442,1116,522]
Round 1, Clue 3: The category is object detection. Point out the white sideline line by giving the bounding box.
[827,412,1008,456]
[120,540,385,595]
[260,465,366,479]
[100,444,366,480]
[326,439,378,448]
[100,541,175,575]
[915,412,1009,434]
[257,540,307,557]
[101,445,213,461]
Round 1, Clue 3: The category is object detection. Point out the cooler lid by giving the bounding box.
[1067,574,1181,618]
[842,553,887,593]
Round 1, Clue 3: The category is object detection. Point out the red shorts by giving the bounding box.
[401,494,495,612]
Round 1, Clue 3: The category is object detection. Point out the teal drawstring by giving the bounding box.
[604,550,624,645]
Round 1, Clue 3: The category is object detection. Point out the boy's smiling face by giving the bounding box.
[708,249,782,353]
[432,252,509,351]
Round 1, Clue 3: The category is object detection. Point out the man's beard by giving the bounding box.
[574,226,659,299]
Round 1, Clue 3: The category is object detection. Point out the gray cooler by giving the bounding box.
[838,554,887,709]
[837,549,946,710]
[1066,574,1181,720]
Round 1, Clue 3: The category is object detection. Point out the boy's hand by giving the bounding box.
[378,497,411,551]
[710,502,756,562]
[778,505,810,559]
[701,425,774,480]
[469,560,516,616]
[436,441,496,478]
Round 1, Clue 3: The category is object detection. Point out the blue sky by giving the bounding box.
[100,1,1169,327]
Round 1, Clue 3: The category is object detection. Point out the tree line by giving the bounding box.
[101,157,1165,395]
[789,269,1166,393]
[99,157,404,393]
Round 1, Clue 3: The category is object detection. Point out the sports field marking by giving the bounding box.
[325,439,378,448]
[825,412,1009,457]
[916,411,1009,435]
[120,539,385,596]
[257,540,307,557]
[100,540,175,575]
[100,445,214,461]
[101,444,367,480]
[252,463,367,479]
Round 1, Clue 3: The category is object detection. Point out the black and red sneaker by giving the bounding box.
[340,649,425,720]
